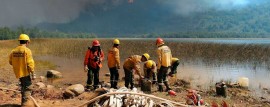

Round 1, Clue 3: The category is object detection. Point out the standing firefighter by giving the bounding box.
[168,57,180,77]
[123,53,150,89]
[107,39,120,89]
[9,34,36,106]
[84,40,104,90]
[156,38,172,92]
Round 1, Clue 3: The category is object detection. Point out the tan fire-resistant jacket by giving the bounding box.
[107,47,120,68]
[143,60,157,80]
[123,55,142,76]
[9,45,35,78]
[156,45,172,69]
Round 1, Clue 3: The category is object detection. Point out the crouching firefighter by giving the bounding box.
[168,57,180,77]
[107,39,120,89]
[84,40,104,90]
[141,60,157,92]
[9,34,36,106]
[123,53,150,89]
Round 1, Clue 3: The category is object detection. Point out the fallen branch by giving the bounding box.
[0,86,20,93]
[0,87,40,107]
[78,92,188,107]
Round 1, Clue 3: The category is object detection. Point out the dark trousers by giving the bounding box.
[171,60,180,74]
[145,69,157,82]
[87,66,100,89]
[124,68,134,89]
[157,66,171,91]
[109,67,119,88]
[19,75,32,105]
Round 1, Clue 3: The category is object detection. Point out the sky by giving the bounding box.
[0,0,265,29]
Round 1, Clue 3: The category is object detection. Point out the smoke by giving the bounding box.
[0,0,124,27]
[157,0,262,16]
[0,0,265,28]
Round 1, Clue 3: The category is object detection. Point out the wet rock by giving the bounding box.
[64,84,85,98]
[46,70,63,78]
[35,82,46,89]
[105,73,110,76]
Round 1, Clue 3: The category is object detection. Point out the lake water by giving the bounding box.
[36,38,270,100]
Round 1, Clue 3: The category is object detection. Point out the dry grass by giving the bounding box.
[2,38,270,65]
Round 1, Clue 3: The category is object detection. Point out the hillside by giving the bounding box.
[37,0,270,37]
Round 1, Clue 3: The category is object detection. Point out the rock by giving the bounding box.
[35,82,46,89]
[64,84,85,98]
[46,85,55,89]
[40,76,45,82]
[105,73,110,76]
[46,70,63,78]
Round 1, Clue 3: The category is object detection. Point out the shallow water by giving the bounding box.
[34,38,270,100]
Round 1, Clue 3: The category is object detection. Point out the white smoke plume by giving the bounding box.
[0,0,123,27]
[157,0,260,16]
[0,0,264,27]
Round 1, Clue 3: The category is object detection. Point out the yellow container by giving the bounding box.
[238,77,249,88]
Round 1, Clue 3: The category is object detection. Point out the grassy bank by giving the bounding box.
[2,38,270,65]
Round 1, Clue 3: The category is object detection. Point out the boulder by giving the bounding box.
[39,76,45,82]
[46,70,62,78]
[64,84,85,98]
[35,82,46,89]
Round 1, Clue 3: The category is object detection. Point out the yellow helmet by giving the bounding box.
[142,53,150,60]
[18,34,30,41]
[113,39,120,45]
[146,60,153,68]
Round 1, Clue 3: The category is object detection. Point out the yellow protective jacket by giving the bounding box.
[9,45,35,79]
[171,57,179,64]
[156,45,172,69]
[143,60,157,80]
[107,47,120,68]
[123,55,142,76]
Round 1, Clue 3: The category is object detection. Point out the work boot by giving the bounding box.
[110,81,114,88]
[114,82,118,89]
[164,82,171,91]
[158,85,163,92]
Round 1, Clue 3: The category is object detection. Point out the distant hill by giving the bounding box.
[36,0,270,37]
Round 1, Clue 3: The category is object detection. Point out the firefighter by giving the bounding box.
[156,38,172,92]
[123,53,150,89]
[143,60,157,84]
[107,39,120,89]
[84,40,104,90]
[9,34,36,106]
[168,57,180,77]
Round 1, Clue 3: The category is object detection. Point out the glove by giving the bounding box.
[31,73,36,80]
[84,65,89,72]
[152,80,157,84]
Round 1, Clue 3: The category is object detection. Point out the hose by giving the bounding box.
[77,92,188,107]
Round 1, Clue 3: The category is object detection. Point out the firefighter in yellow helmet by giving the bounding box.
[9,34,35,106]
[123,53,149,89]
[143,60,157,83]
[168,57,180,77]
[156,38,172,92]
[107,39,120,89]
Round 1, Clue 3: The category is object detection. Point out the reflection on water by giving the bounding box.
[178,61,270,100]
